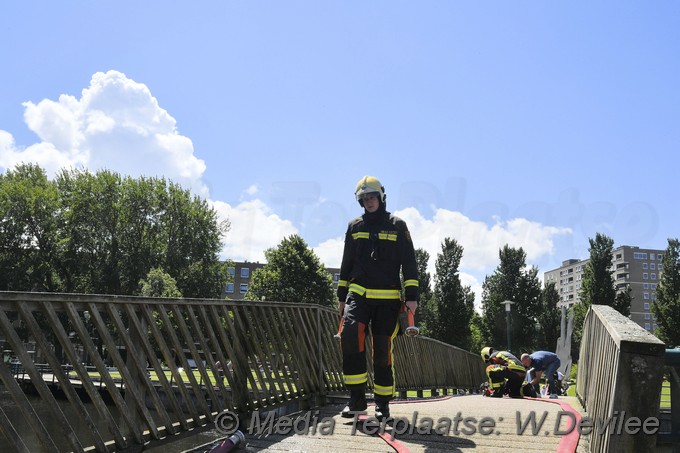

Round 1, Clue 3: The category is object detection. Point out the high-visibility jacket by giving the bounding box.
[337,211,419,303]
[489,350,525,374]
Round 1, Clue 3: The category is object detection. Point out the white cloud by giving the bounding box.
[313,237,345,268]
[402,207,571,306]
[0,130,80,174]
[395,207,571,274]
[0,71,572,309]
[1,70,208,196]
[311,207,571,306]
[211,198,298,263]
[245,184,259,196]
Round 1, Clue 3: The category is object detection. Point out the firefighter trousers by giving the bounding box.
[340,291,400,399]
[486,364,526,397]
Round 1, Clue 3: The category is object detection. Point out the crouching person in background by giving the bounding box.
[481,347,528,398]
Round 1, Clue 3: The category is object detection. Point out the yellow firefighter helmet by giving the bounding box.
[481,347,494,363]
[355,175,386,205]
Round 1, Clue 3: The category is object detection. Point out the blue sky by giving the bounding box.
[2,2,679,304]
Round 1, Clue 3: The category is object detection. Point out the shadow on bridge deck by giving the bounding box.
[179,394,588,453]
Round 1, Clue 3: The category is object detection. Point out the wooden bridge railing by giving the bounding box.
[0,291,485,452]
[576,304,666,453]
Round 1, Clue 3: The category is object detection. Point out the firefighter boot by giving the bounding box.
[341,390,367,418]
[375,396,391,421]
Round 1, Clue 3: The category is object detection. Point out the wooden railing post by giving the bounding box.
[125,306,146,442]
[577,305,666,453]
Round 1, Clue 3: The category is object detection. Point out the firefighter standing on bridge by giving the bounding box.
[337,176,419,421]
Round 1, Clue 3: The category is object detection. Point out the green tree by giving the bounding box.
[613,284,632,317]
[653,238,680,346]
[480,245,541,353]
[577,233,617,307]
[413,248,435,336]
[245,235,335,306]
[158,182,228,298]
[430,238,474,348]
[469,311,486,355]
[572,233,619,358]
[117,176,167,294]
[536,281,561,350]
[1,164,228,298]
[139,267,182,298]
[0,163,61,291]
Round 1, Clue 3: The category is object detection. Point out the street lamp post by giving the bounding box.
[502,300,515,352]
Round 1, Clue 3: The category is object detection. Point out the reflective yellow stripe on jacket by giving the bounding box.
[351,232,397,241]
[404,279,418,288]
[349,283,401,300]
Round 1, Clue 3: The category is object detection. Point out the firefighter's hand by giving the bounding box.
[405,300,418,314]
[338,301,345,317]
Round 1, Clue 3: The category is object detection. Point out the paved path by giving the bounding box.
[228,394,587,453]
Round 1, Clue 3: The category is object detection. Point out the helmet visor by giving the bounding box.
[357,191,380,202]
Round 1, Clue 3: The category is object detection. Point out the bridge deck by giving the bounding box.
[180,394,587,453]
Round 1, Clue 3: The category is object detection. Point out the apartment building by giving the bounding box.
[544,246,664,332]
[223,261,341,300]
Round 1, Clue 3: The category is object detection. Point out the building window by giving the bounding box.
[658,254,663,261]
[226,283,234,293]
[240,284,248,294]
[650,253,655,260]
[643,283,649,289]
[652,284,657,290]
[643,273,648,280]
[227,267,235,277]
[333,273,340,282]
[645,323,651,331]
[634,252,647,259]
[241,267,250,279]
[659,264,663,271]
[650,263,656,270]
[615,254,622,260]
[644,302,650,310]
[643,263,648,269]
[644,293,649,300]
[645,313,651,320]
[652,293,657,300]
[653,323,658,330]
[651,273,656,280]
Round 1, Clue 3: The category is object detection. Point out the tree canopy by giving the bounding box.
[0,163,229,298]
[536,281,561,350]
[412,248,435,336]
[245,235,335,306]
[572,232,630,358]
[429,238,474,349]
[653,238,680,346]
[480,245,541,353]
